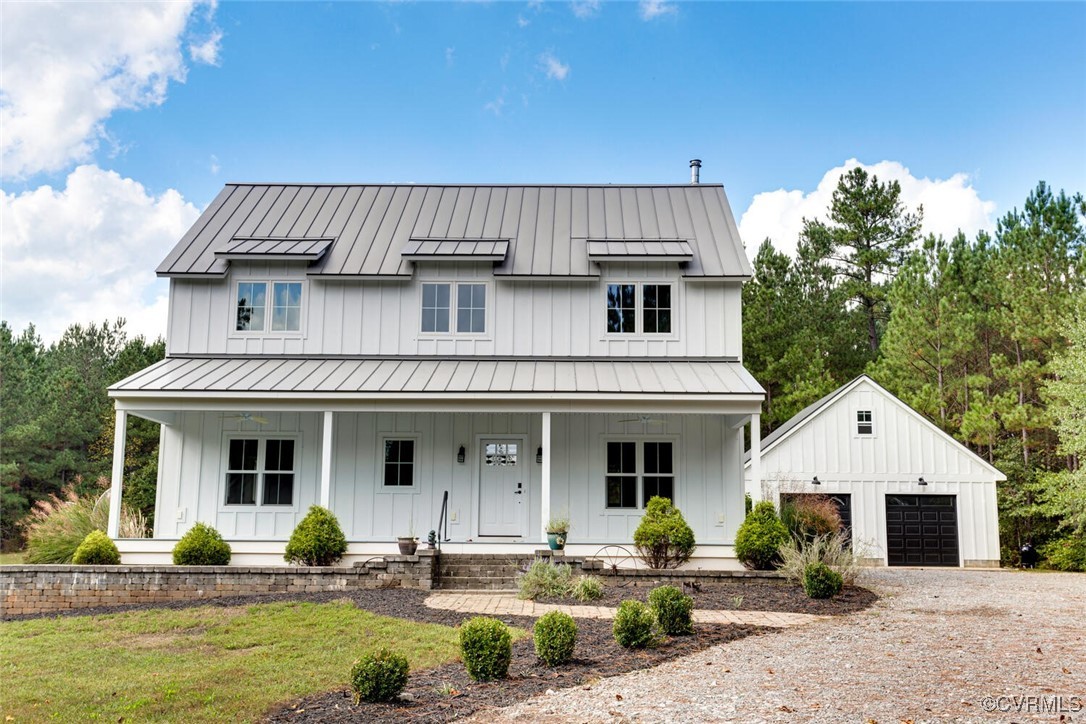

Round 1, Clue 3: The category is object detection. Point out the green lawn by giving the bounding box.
[0,551,25,564]
[1,600,466,722]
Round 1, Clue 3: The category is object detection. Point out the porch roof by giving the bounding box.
[109,356,764,403]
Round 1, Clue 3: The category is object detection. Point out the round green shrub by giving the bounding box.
[612,599,658,649]
[803,561,843,599]
[533,611,578,666]
[633,496,696,569]
[734,501,790,570]
[459,616,512,681]
[648,584,694,635]
[349,648,410,703]
[72,530,120,565]
[1040,535,1086,572]
[284,505,348,566]
[172,522,231,565]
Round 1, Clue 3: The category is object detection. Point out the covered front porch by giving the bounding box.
[107,357,765,567]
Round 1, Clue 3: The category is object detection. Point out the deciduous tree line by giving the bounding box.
[744,170,1085,566]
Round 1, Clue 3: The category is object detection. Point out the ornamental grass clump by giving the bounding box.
[780,495,842,542]
[533,611,578,666]
[25,478,146,564]
[612,600,658,649]
[778,531,865,586]
[648,584,694,635]
[71,530,120,565]
[633,496,696,569]
[570,574,604,602]
[459,616,512,681]
[516,559,573,600]
[803,561,844,599]
[172,522,232,565]
[734,501,790,570]
[349,648,410,703]
[284,505,347,566]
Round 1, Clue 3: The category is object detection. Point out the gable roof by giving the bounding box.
[743,374,1006,480]
[156,183,752,280]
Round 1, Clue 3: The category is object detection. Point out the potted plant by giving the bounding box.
[397,531,418,555]
[546,514,570,551]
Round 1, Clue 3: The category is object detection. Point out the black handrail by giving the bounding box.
[437,490,451,547]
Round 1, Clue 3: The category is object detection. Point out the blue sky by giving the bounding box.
[2,1,1084,341]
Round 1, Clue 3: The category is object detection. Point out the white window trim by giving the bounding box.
[602,435,680,511]
[230,278,307,338]
[220,435,300,510]
[417,281,493,340]
[602,281,678,339]
[376,434,421,493]
[855,409,876,438]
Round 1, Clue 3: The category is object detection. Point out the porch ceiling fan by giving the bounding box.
[223,412,270,425]
[618,414,667,425]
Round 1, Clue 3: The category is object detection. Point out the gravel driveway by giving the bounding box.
[474,569,1086,723]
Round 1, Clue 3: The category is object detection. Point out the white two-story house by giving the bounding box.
[108,167,767,565]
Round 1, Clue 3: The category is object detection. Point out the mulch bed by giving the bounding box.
[538,578,878,616]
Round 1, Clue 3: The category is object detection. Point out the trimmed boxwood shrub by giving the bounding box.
[349,648,410,703]
[648,584,694,635]
[459,616,512,681]
[284,505,348,566]
[633,496,696,569]
[803,561,843,599]
[172,522,231,565]
[72,530,120,565]
[534,610,578,665]
[612,600,657,649]
[734,501,790,570]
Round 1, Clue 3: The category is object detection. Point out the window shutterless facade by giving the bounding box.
[235,281,303,333]
[224,438,296,506]
[606,283,672,335]
[420,282,488,334]
[383,438,416,487]
[856,410,874,435]
[605,440,675,509]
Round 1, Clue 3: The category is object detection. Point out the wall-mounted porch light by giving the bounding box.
[457,445,466,464]
[918,476,928,486]
[811,476,821,485]
[536,446,543,464]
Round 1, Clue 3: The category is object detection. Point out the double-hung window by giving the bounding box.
[225,438,295,506]
[421,282,487,334]
[856,410,874,436]
[606,283,672,335]
[606,441,675,509]
[236,281,303,333]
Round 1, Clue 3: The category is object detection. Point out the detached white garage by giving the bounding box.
[745,375,1004,568]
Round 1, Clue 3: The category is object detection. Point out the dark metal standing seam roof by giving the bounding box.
[156,184,752,279]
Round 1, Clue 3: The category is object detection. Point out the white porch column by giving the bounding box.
[320,411,334,508]
[749,412,763,503]
[107,409,127,539]
[541,411,551,542]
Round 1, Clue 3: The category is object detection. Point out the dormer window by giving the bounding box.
[421,282,487,335]
[236,281,302,333]
[857,410,874,435]
[607,283,672,335]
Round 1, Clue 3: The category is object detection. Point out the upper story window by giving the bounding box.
[421,282,487,335]
[225,438,295,506]
[856,410,874,435]
[606,283,672,335]
[236,281,302,333]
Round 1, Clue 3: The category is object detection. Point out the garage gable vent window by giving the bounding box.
[856,410,874,435]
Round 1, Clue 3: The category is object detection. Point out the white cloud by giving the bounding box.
[737,159,999,259]
[517,15,530,27]
[639,0,676,20]
[571,0,600,19]
[539,52,571,81]
[0,0,220,178]
[209,154,221,175]
[445,47,456,66]
[0,165,202,342]
[189,28,223,66]
[484,96,506,116]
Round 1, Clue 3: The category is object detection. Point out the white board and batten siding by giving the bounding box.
[156,411,748,549]
[166,262,742,360]
[744,377,1003,567]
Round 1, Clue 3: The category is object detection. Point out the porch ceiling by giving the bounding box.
[109,356,765,415]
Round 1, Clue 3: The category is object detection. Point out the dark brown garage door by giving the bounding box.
[886,495,959,566]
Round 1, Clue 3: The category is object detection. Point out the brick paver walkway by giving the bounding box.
[423,592,825,628]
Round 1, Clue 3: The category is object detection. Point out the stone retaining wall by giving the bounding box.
[0,551,437,617]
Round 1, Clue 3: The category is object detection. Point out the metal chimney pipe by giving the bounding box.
[690,159,701,184]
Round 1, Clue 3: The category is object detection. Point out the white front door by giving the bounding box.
[478,440,525,536]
